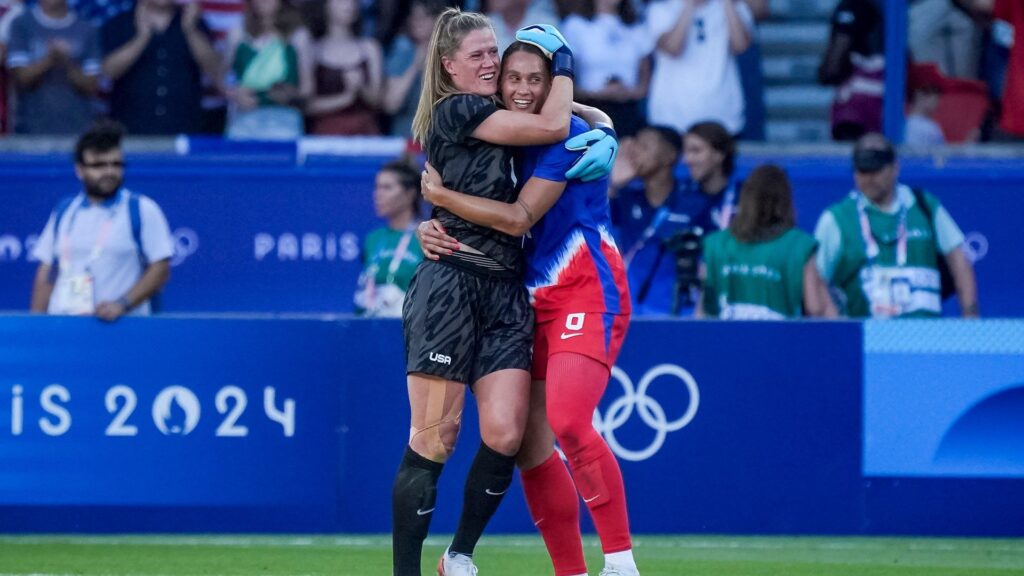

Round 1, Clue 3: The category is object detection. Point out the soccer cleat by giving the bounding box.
[599,566,640,576]
[437,546,478,576]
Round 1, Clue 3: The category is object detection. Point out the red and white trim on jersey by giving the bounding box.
[528,224,630,324]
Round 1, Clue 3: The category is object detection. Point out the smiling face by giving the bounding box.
[499,50,550,115]
[683,133,724,184]
[442,27,500,97]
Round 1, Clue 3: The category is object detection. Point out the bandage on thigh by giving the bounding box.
[410,379,463,460]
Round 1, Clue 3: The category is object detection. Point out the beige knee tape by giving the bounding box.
[410,379,462,459]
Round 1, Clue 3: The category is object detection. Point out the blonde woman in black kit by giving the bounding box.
[390,9,584,576]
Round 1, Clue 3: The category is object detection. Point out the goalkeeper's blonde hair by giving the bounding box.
[411,8,494,145]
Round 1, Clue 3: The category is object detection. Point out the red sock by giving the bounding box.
[546,352,633,554]
[520,452,587,576]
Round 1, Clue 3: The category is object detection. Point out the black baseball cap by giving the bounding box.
[852,134,896,173]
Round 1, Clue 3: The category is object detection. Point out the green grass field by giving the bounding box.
[0,534,1022,576]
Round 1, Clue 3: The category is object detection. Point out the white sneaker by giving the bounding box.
[437,546,478,576]
[599,566,640,576]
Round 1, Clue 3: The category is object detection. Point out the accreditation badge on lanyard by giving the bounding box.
[356,227,415,318]
[52,197,119,315]
[855,194,910,318]
[711,183,738,230]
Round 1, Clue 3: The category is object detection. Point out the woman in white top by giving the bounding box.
[645,0,753,135]
[561,0,652,136]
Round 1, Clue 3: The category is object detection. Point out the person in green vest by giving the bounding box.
[699,164,837,319]
[813,133,979,318]
[353,159,424,317]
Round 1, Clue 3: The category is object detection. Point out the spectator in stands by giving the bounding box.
[561,0,651,137]
[909,0,980,79]
[5,0,99,134]
[555,0,585,19]
[682,121,742,231]
[487,0,556,51]
[813,133,978,318]
[223,0,306,139]
[818,0,884,141]
[381,0,444,138]
[30,121,173,321]
[306,0,383,134]
[904,63,947,147]
[699,164,836,319]
[195,0,244,134]
[992,0,1023,141]
[610,121,740,316]
[101,0,221,135]
[353,159,424,317]
[0,0,25,134]
[645,0,754,136]
[946,0,1011,141]
[366,0,402,46]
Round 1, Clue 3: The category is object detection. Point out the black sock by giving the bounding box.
[393,446,444,576]
[450,442,516,556]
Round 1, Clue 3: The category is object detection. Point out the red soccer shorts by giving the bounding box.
[531,310,629,380]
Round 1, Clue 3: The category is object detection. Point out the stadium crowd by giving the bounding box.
[0,0,1017,141]
[13,0,1011,321]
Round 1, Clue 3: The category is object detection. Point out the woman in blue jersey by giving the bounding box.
[419,41,640,576]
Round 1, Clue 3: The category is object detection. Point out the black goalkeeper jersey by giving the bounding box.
[426,93,524,276]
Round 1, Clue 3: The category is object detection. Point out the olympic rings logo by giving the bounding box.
[170,228,200,267]
[963,231,988,263]
[593,364,700,462]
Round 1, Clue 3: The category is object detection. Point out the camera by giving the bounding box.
[663,227,704,315]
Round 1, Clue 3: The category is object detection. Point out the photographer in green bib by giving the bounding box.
[698,164,837,320]
[813,133,979,318]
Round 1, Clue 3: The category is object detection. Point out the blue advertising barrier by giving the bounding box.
[1,152,1022,316]
[0,315,864,534]
[594,319,864,534]
[338,318,866,535]
[1,315,1023,535]
[0,314,346,532]
[865,320,1024,478]
[0,154,387,314]
[863,319,1024,535]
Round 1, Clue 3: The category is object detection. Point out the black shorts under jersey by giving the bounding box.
[403,260,533,384]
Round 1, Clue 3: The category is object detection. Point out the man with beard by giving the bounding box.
[31,120,173,321]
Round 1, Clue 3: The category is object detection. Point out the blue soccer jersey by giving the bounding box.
[610,175,742,315]
[517,116,630,322]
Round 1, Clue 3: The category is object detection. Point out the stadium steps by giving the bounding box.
[757,0,839,142]
[765,119,834,142]
[768,0,837,20]
[762,54,823,86]
[764,85,834,116]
